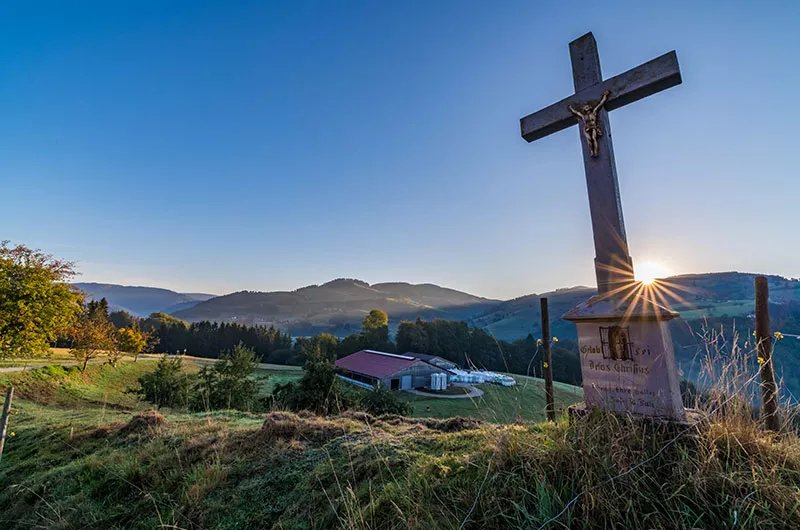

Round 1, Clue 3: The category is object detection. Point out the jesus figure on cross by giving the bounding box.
[568,90,610,157]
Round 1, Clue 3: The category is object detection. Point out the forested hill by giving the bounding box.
[171,278,500,335]
[473,286,595,341]
[475,272,800,340]
[73,283,215,317]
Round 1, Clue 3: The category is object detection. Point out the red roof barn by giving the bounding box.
[335,350,452,390]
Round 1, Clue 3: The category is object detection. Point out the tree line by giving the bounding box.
[395,317,582,385]
[113,311,293,360]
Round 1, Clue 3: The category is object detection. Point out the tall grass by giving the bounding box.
[690,320,798,432]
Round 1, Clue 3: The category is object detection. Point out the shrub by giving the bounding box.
[190,343,261,412]
[360,385,412,416]
[265,348,299,365]
[135,355,191,409]
[271,354,359,415]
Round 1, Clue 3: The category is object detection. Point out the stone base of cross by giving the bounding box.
[520,32,686,421]
[563,291,686,421]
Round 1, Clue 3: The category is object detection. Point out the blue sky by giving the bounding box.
[1,1,796,299]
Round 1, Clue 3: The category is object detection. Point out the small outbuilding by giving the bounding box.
[335,349,453,391]
[403,352,458,371]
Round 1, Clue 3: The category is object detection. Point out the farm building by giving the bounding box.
[335,349,453,390]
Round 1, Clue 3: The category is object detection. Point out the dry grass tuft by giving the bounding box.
[339,410,373,423]
[260,411,363,443]
[119,410,168,436]
[377,414,486,432]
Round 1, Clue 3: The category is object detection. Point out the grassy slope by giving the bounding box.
[253,368,303,397]
[3,389,800,528]
[3,363,800,529]
[138,353,305,372]
[0,361,182,409]
[3,353,579,424]
[402,375,583,423]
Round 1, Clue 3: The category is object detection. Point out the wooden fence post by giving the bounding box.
[541,298,555,422]
[755,276,780,432]
[0,386,14,463]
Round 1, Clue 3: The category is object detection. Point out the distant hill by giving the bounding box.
[171,278,500,335]
[79,272,799,337]
[474,272,800,341]
[73,283,216,317]
[473,286,596,341]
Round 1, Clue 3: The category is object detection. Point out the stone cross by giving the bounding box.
[520,32,681,295]
[521,32,687,421]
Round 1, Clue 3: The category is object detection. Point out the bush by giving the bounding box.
[190,343,261,412]
[360,385,412,416]
[265,348,300,365]
[135,355,191,409]
[271,354,358,415]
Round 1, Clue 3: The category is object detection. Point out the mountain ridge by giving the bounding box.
[75,272,800,339]
[171,278,500,335]
[73,282,215,317]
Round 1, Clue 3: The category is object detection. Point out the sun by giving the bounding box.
[635,261,672,285]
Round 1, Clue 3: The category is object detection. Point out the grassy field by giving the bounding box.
[0,360,304,411]
[138,353,305,372]
[678,299,754,320]
[0,350,578,424]
[252,367,303,397]
[402,375,583,423]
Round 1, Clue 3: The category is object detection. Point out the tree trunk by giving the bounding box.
[82,356,89,372]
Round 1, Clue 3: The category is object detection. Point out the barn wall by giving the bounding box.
[337,370,379,389]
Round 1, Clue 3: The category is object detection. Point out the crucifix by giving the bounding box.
[520,32,681,296]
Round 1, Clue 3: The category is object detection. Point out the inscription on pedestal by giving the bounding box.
[565,294,686,421]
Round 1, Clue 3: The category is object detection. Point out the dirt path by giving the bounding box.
[406,383,484,399]
[0,355,303,374]
[138,354,302,371]
[0,360,114,373]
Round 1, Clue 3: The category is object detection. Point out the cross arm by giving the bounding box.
[520,51,681,142]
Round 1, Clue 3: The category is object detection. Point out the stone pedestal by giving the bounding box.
[563,293,686,421]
